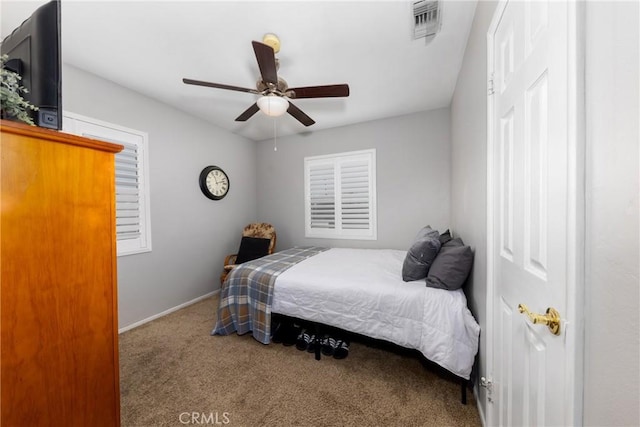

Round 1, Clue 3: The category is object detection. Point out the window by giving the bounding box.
[63,112,152,256]
[304,149,377,240]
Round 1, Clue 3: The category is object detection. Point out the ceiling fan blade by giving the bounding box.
[287,101,315,127]
[252,41,278,86]
[287,84,350,99]
[235,103,260,122]
[183,78,260,94]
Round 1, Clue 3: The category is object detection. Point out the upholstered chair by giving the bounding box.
[220,222,277,285]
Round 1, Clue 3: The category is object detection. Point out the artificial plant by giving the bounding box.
[1,54,38,125]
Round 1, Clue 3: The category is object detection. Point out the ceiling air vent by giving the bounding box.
[413,0,441,42]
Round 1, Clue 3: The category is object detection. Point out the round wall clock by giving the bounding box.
[199,166,230,200]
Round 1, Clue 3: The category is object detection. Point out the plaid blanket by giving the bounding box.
[212,246,328,344]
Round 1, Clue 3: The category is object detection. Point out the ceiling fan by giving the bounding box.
[183,34,350,127]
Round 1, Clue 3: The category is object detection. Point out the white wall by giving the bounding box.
[450,0,496,415]
[583,2,640,425]
[255,109,451,250]
[63,65,258,329]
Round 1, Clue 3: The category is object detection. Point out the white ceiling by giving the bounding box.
[1,1,477,142]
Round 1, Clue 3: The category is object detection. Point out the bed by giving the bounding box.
[213,245,480,385]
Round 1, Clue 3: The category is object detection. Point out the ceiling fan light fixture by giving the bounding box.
[257,95,288,117]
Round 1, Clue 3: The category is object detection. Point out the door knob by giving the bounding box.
[518,304,561,336]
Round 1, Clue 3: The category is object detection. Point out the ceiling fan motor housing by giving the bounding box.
[257,77,288,94]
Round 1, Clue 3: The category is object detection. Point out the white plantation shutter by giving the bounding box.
[340,159,371,230]
[115,142,142,241]
[63,112,152,256]
[308,162,336,230]
[305,149,376,240]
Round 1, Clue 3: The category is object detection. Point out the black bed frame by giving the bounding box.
[270,270,478,406]
[276,317,473,404]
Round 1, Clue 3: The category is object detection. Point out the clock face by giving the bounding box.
[199,166,229,200]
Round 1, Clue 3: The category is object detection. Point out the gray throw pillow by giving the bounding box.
[426,245,474,290]
[443,237,464,247]
[402,233,442,282]
[413,225,440,241]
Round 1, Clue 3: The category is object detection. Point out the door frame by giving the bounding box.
[485,1,586,425]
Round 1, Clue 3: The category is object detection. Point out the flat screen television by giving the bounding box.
[1,0,61,130]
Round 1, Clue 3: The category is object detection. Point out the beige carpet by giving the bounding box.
[119,296,481,427]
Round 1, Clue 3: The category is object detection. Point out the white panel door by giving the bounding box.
[487,1,583,425]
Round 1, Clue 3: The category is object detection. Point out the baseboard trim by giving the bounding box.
[475,384,486,427]
[118,290,219,334]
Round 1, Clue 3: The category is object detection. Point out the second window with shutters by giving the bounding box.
[304,149,377,240]
[63,112,152,256]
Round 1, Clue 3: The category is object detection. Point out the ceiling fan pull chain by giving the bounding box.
[273,118,278,152]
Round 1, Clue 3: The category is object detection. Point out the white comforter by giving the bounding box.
[272,248,480,379]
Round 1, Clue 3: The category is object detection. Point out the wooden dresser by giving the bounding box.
[1,119,123,426]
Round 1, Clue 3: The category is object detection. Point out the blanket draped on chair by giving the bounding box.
[212,246,328,344]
